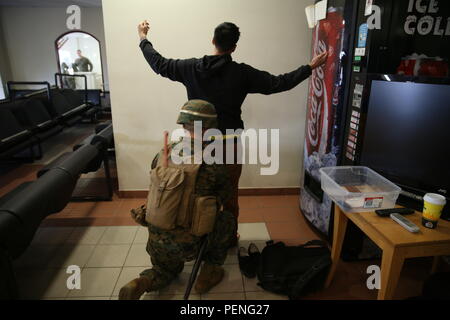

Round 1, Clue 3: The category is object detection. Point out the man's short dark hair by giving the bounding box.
[214,22,240,52]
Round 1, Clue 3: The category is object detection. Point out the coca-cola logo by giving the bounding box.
[308,40,327,148]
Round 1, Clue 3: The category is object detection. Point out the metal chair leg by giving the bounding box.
[70,150,113,202]
[184,236,208,300]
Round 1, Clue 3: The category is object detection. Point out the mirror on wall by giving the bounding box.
[55,31,104,90]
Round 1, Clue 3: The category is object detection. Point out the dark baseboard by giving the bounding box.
[238,188,300,196]
[118,188,300,198]
[118,191,148,198]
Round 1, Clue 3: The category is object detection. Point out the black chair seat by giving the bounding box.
[38,143,100,178]
[34,125,63,141]
[0,107,36,157]
[83,106,98,117]
[64,116,83,126]
[50,89,84,125]
[37,152,72,178]
[0,130,32,149]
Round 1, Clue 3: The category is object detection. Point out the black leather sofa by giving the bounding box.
[0,142,102,299]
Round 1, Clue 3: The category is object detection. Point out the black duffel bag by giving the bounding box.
[256,240,331,299]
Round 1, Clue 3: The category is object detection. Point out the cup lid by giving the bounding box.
[424,193,446,206]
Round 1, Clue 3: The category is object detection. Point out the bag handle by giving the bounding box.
[300,240,328,248]
[288,255,331,300]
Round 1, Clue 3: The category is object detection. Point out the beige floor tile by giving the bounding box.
[224,252,239,265]
[238,223,270,241]
[133,227,149,244]
[208,264,244,294]
[99,226,138,244]
[15,268,70,299]
[86,244,131,267]
[201,292,245,300]
[13,245,59,269]
[67,267,121,297]
[47,245,96,268]
[67,226,108,245]
[41,269,73,299]
[243,275,264,292]
[112,267,148,296]
[124,244,152,267]
[32,227,74,245]
[245,291,288,300]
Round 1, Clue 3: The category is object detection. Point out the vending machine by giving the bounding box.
[300,0,358,237]
[301,0,450,259]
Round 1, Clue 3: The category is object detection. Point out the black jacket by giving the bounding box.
[140,39,312,132]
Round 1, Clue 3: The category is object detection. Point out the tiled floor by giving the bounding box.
[13,223,291,300]
[12,215,437,300]
[1,124,444,300]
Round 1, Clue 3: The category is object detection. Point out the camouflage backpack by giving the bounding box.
[145,151,218,237]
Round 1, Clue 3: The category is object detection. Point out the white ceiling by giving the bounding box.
[0,0,101,7]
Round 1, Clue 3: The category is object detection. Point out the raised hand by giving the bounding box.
[309,51,328,69]
[138,20,150,40]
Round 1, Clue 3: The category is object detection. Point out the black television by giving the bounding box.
[359,75,450,219]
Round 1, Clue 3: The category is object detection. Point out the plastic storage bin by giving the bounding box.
[319,166,401,213]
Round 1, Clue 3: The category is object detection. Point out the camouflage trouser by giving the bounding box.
[139,210,236,291]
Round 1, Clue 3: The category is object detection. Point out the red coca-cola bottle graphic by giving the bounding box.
[306,7,344,156]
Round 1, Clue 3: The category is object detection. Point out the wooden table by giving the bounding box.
[325,204,450,300]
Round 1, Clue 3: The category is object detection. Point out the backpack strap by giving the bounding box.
[300,240,328,248]
[288,254,331,300]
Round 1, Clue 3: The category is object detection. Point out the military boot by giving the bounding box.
[194,263,225,294]
[119,276,152,300]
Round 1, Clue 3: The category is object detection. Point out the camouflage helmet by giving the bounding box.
[176,99,218,129]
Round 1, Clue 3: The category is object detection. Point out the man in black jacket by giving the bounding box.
[137,20,327,243]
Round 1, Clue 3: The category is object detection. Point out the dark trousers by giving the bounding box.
[223,138,243,229]
[140,210,236,291]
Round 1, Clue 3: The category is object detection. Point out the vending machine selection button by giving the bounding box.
[349,135,357,143]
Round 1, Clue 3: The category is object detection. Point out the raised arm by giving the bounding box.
[137,20,195,83]
[244,51,328,95]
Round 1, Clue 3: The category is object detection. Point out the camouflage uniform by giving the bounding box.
[133,100,236,292]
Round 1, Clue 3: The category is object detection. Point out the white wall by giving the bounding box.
[0,7,109,90]
[103,0,313,191]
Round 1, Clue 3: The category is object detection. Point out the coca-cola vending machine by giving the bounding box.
[301,0,450,259]
[300,0,358,237]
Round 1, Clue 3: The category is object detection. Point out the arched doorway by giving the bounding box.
[55,30,105,91]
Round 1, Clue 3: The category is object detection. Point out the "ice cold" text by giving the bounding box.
[405,0,450,36]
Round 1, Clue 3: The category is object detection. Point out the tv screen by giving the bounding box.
[360,80,450,196]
